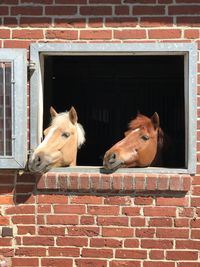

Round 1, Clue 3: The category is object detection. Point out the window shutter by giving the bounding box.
[0,49,27,169]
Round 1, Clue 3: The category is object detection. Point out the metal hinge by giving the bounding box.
[28,61,36,71]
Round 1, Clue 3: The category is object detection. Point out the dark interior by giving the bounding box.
[43,55,185,168]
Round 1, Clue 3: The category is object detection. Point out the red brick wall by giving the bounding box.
[0,1,200,267]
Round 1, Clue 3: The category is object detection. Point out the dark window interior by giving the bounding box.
[43,55,185,168]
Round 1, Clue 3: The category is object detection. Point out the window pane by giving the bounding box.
[0,62,12,156]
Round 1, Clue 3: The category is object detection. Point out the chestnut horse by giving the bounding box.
[29,106,85,173]
[103,112,164,170]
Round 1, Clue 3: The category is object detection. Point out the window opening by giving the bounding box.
[43,55,185,168]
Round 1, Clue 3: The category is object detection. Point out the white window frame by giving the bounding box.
[30,43,197,174]
[0,49,27,169]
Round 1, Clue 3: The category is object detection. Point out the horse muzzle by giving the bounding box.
[28,152,51,173]
[103,152,124,170]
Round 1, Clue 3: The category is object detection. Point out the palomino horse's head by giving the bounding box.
[28,106,85,173]
[103,112,163,171]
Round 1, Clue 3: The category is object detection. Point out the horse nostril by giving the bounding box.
[35,155,42,166]
[109,153,117,164]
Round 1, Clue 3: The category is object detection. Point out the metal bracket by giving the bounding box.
[28,61,36,71]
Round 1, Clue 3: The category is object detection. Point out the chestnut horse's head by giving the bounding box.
[28,106,85,173]
[103,112,163,171]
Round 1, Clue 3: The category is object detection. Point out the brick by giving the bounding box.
[80,6,112,16]
[156,228,189,238]
[124,239,139,248]
[90,0,121,2]
[88,205,119,215]
[12,215,35,224]
[38,226,65,235]
[102,227,133,237]
[149,218,172,227]
[177,263,200,267]
[82,248,113,258]
[177,16,200,27]
[146,176,157,190]
[148,29,181,39]
[169,5,200,15]
[114,30,146,39]
[136,228,155,238]
[174,218,189,227]
[75,259,107,267]
[80,30,112,40]
[37,195,68,204]
[166,251,198,260]
[124,0,156,2]
[122,207,140,216]
[191,229,200,238]
[149,250,164,260]
[140,17,173,27]
[11,6,42,15]
[0,216,9,225]
[71,195,103,204]
[0,174,14,184]
[143,262,175,267]
[112,174,122,191]
[54,204,85,214]
[41,258,72,267]
[97,217,128,226]
[45,6,77,15]
[106,17,137,28]
[15,247,46,256]
[68,226,99,236]
[55,0,86,3]
[47,215,78,225]
[184,29,199,39]
[57,237,88,247]
[131,217,146,227]
[12,258,39,266]
[176,240,200,250]
[80,216,94,225]
[17,226,35,235]
[134,196,153,205]
[0,6,8,15]
[38,204,51,213]
[90,238,122,248]
[156,197,188,206]
[115,249,147,259]
[56,18,86,28]
[0,196,13,204]
[110,261,140,267]
[144,207,176,217]
[6,205,35,214]
[49,247,80,257]
[115,5,130,15]
[12,29,44,39]
[23,236,54,246]
[79,173,90,191]
[104,196,131,205]
[141,239,173,249]
[0,238,12,246]
[46,30,78,40]
[132,5,165,15]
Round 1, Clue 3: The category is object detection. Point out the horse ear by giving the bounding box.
[69,106,78,124]
[50,106,58,118]
[151,112,159,129]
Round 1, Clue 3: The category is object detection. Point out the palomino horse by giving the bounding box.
[29,106,85,173]
[103,112,164,170]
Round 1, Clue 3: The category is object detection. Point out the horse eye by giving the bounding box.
[141,135,150,141]
[62,132,70,138]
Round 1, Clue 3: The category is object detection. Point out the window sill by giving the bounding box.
[36,167,192,193]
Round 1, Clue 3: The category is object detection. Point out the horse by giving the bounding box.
[103,112,164,171]
[28,106,85,173]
